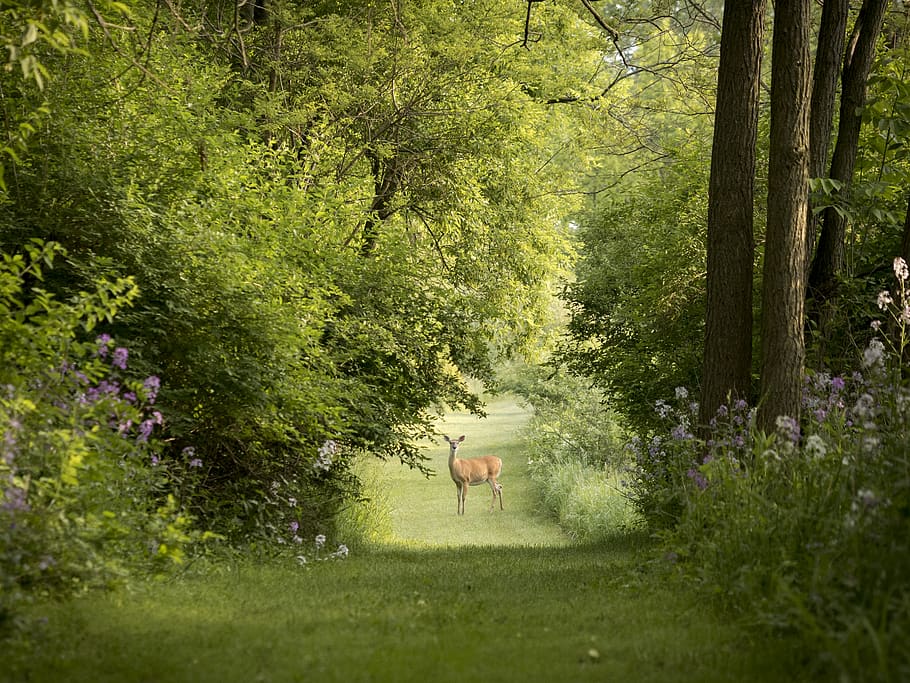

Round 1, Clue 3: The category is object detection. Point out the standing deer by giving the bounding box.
[443,435,503,515]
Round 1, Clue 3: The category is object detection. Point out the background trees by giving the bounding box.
[0,0,595,541]
[562,0,909,433]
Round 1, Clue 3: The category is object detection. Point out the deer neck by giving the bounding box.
[448,447,461,476]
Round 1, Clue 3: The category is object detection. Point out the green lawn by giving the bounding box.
[3,396,812,683]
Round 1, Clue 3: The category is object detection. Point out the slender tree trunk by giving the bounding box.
[902,192,910,267]
[360,150,400,256]
[757,0,812,430]
[808,0,889,302]
[699,0,766,430]
[806,0,849,276]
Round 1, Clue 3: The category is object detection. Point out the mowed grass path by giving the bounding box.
[379,395,568,546]
[3,397,808,683]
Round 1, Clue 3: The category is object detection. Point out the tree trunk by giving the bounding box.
[699,0,767,430]
[808,0,889,302]
[757,0,812,431]
[360,150,401,256]
[806,0,849,276]
[903,192,910,264]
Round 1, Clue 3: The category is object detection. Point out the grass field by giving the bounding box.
[2,396,811,683]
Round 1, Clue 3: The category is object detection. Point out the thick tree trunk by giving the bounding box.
[757,0,812,431]
[699,0,767,430]
[806,0,849,276]
[808,0,889,302]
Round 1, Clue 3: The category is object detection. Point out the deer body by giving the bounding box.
[443,435,503,515]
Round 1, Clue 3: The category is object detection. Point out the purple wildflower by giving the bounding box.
[686,468,708,491]
[189,458,202,468]
[671,423,691,440]
[1,485,30,512]
[96,334,112,357]
[137,419,155,443]
[112,347,129,370]
[775,415,801,444]
[143,376,160,404]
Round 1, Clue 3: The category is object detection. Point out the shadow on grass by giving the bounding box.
[4,532,812,683]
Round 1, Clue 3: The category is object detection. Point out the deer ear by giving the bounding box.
[443,435,451,443]
[458,435,465,442]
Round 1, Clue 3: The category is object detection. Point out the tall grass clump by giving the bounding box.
[626,258,910,682]
[333,456,395,549]
[504,365,639,540]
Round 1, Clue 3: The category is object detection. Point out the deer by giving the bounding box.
[443,435,503,515]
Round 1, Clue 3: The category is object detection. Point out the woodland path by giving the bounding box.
[4,397,804,683]
[377,394,569,547]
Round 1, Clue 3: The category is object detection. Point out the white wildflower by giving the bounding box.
[894,257,909,282]
[856,488,878,508]
[314,439,337,472]
[862,339,885,369]
[675,386,689,400]
[877,290,893,310]
[852,393,876,420]
[804,434,827,460]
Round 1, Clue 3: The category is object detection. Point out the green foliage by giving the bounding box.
[503,362,627,470]
[529,461,638,542]
[0,242,211,633]
[559,159,709,434]
[0,0,587,550]
[501,362,638,539]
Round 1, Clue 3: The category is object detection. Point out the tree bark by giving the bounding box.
[360,150,401,256]
[699,0,766,430]
[757,0,812,431]
[808,0,889,302]
[806,0,849,276]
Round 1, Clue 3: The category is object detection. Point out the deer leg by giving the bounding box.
[460,482,468,515]
[496,482,503,510]
[487,480,497,512]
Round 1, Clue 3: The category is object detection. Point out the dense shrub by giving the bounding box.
[0,242,211,632]
[504,364,628,470]
[505,363,638,538]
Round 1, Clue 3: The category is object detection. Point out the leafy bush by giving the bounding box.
[559,155,710,435]
[529,461,637,542]
[0,242,210,633]
[504,363,638,539]
[504,364,628,470]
